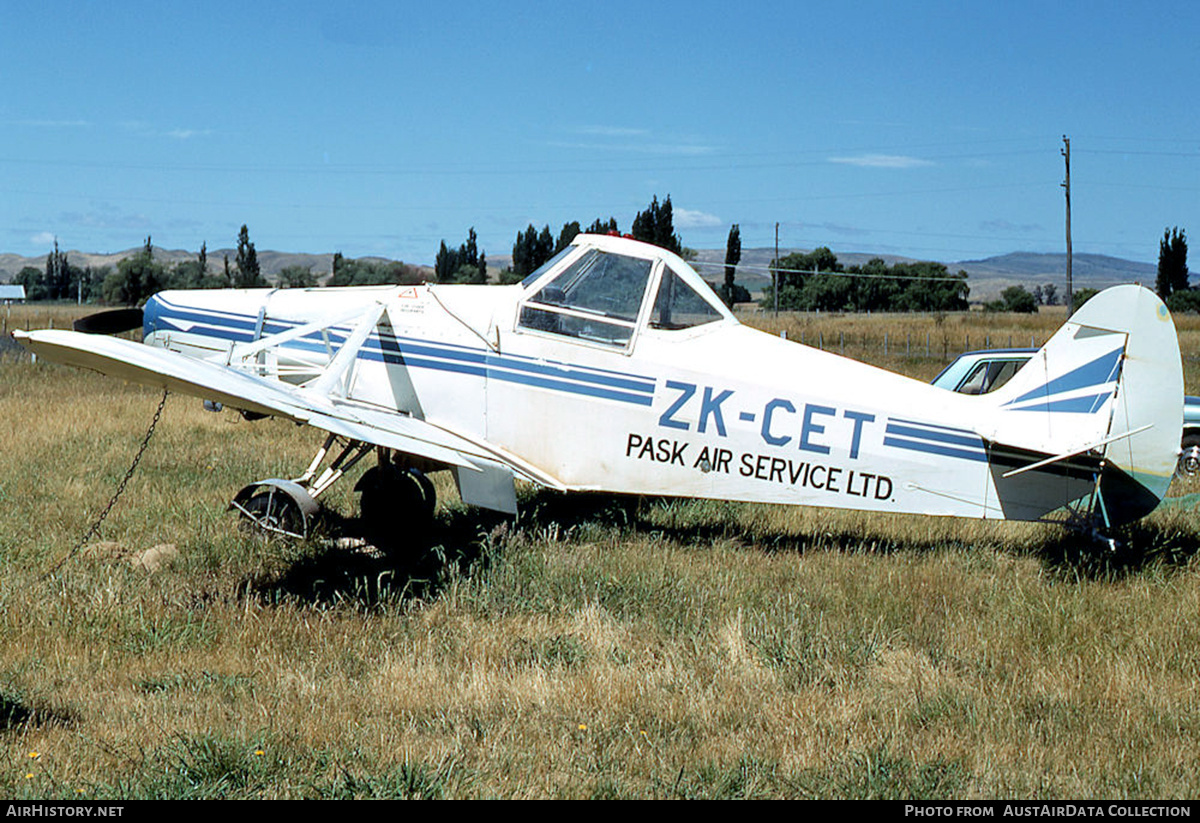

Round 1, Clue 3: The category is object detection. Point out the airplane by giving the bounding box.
[12,232,1184,544]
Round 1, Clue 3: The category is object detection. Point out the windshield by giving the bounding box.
[518,248,656,347]
[520,246,577,289]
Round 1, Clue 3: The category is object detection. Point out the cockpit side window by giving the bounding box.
[649,267,724,330]
[518,249,654,347]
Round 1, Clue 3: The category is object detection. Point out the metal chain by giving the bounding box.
[44,388,169,578]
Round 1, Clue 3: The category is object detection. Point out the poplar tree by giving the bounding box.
[235,224,264,288]
[1156,226,1189,298]
[630,195,681,255]
[722,224,741,305]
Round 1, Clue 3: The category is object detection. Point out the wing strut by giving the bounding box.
[219,305,371,365]
[304,301,387,397]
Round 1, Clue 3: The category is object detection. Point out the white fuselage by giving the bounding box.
[145,282,1045,521]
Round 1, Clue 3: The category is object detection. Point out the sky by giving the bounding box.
[1,0,1197,269]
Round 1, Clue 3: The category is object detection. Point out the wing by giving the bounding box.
[13,327,564,500]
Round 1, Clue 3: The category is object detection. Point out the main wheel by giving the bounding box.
[1177,434,1200,479]
[357,466,437,531]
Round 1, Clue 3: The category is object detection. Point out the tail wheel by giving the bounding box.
[1177,434,1200,478]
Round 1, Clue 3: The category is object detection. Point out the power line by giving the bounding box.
[691,260,967,282]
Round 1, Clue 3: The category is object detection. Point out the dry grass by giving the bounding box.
[2,301,1200,798]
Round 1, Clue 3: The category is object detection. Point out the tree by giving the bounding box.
[769,246,841,297]
[882,262,969,312]
[234,224,264,288]
[722,224,742,305]
[434,242,453,281]
[1167,289,1200,314]
[436,227,487,283]
[37,238,88,300]
[508,224,555,280]
[630,195,681,255]
[279,265,318,288]
[536,225,554,266]
[985,285,1037,313]
[762,247,967,312]
[330,254,423,287]
[172,258,207,288]
[555,221,582,253]
[1156,226,1189,299]
[100,241,166,305]
[585,217,618,236]
[14,266,47,301]
[44,239,70,299]
[173,242,214,289]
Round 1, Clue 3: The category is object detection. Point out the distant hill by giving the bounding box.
[693,248,1160,303]
[954,252,1159,301]
[0,247,433,286]
[0,244,1161,304]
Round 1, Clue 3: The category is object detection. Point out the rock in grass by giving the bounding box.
[134,543,179,573]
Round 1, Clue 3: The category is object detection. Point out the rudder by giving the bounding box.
[981,285,1181,526]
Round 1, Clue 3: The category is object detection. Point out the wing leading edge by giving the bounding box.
[13,328,562,503]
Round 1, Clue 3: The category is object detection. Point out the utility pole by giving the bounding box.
[1062,135,1073,317]
[774,222,780,318]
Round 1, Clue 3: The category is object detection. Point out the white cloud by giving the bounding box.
[573,125,649,137]
[119,121,212,139]
[673,208,722,229]
[827,154,934,169]
[30,231,56,246]
[16,119,90,128]
[546,139,715,156]
[981,219,1042,234]
[166,128,213,140]
[818,222,870,237]
[550,125,716,156]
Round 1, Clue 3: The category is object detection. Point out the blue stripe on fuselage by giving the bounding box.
[882,436,989,463]
[146,298,656,406]
[882,418,988,463]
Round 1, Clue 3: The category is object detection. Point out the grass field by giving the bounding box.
[2,302,1200,799]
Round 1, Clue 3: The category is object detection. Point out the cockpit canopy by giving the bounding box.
[517,235,732,349]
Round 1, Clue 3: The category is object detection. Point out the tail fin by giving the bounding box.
[982,285,1182,526]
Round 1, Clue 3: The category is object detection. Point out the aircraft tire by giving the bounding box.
[358,465,436,530]
[1177,434,1200,479]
